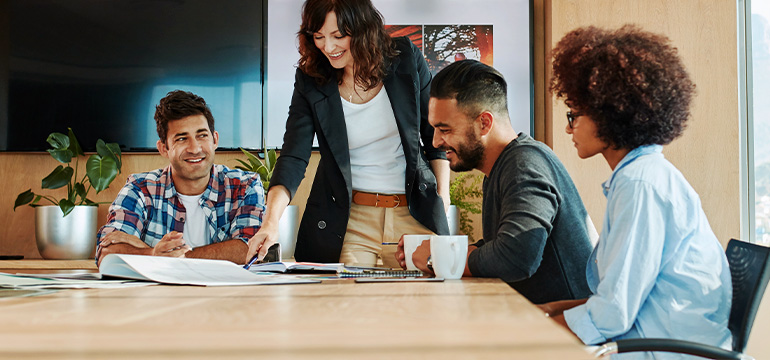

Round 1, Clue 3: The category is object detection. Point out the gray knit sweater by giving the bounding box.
[468,133,593,304]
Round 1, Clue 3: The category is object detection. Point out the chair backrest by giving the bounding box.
[726,238,770,352]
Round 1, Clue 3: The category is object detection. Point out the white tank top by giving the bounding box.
[177,193,210,249]
[341,87,406,194]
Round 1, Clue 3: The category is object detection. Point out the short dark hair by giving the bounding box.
[297,0,398,89]
[430,59,509,119]
[154,90,215,143]
[550,25,695,149]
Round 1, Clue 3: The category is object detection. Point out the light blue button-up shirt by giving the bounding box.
[564,145,732,359]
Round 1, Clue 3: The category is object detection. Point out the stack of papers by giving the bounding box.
[246,261,343,273]
[0,273,152,289]
[99,254,321,286]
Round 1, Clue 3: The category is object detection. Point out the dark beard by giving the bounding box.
[448,136,484,172]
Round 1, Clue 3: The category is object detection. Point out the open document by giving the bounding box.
[0,273,152,289]
[99,254,320,286]
[247,261,343,273]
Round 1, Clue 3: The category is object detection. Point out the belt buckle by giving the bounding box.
[373,193,400,208]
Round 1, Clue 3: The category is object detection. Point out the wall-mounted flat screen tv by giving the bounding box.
[1,0,263,151]
[2,0,532,152]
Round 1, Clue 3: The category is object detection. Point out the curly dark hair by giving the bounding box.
[297,0,398,89]
[154,90,215,144]
[550,25,695,149]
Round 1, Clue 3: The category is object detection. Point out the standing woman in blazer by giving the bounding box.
[245,0,450,267]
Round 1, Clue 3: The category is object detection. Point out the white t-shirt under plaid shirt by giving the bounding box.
[96,164,265,259]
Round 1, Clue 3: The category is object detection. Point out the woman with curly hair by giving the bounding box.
[245,0,450,267]
[539,25,732,356]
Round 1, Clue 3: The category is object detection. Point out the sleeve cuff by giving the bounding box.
[425,149,448,161]
[563,304,607,345]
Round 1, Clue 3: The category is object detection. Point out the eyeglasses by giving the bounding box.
[566,110,583,129]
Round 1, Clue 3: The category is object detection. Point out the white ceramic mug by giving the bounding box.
[402,235,432,270]
[430,235,468,280]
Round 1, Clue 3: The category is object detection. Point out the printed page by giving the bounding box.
[248,261,343,273]
[100,254,319,286]
[0,273,153,289]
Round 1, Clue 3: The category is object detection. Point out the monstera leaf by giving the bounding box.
[13,128,122,216]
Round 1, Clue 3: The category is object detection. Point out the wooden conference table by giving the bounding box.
[0,260,591,359]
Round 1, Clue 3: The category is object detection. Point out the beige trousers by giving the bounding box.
[339,203,434,268]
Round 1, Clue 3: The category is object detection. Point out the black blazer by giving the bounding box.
[270,37,450,262]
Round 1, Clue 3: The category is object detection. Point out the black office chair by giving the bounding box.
[594,239,770,360]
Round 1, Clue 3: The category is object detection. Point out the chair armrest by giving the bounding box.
[594,338,752,360]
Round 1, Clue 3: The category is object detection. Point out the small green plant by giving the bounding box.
[14,128,122,216]
[449,172,483,242]
[234,147,277,191]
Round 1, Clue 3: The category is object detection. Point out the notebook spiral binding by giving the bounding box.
[337,269,423,278]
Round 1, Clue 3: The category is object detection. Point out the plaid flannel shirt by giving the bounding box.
[96,164,265,258]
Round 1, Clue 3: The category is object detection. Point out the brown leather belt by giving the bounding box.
[352,190,408,208]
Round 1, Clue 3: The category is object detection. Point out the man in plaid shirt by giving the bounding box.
[96,90,265,265]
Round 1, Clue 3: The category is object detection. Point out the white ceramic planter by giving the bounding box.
[35,205,97,259]
[447,204,460,235]
[278,204,299,260]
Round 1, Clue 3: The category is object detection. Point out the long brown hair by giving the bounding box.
[297,0,398,90]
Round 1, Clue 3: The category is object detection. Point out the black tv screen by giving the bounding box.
[2,0,264,151]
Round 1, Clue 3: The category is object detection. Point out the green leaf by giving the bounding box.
[14,189,35,210]
[448,173,483,241]
[233,159,251,171]
[74,183,87,202]
[237,147,276,192]
[266,148,277,171]
[59,199,75,217]
[86,155,119,193]
[67,128,84,156]
[238,148,263,172]
[96,139,123,171]
[42,165,74,189]
[256,165,269,180]
[256,165,270,189]
[47,148,73,164]
[107,143,122,170]
[46,132,69,150]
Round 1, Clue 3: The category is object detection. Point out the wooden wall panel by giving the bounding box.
[0,152,319,259]
[546,0,740,247]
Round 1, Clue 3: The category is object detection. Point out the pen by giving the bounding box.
[381,242,399,246]
[243,254,260,269]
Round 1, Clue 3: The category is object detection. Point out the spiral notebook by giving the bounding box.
[337,268,423,278]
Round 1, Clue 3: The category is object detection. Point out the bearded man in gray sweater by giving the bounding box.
[396,60,594,304]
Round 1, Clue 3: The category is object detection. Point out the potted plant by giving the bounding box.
[449,172,483,242]
[14,128,122,259]
[234,147,298,260]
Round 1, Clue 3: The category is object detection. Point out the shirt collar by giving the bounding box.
[601,144,662,196]
[163,165,219,203]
